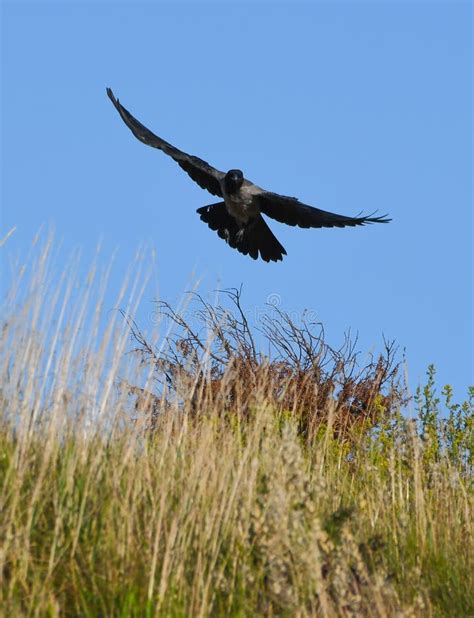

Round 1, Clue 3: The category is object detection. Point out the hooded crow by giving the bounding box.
[107,88,390,262]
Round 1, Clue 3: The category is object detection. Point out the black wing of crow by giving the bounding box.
[257,192,391,229]
[107,88,224,197]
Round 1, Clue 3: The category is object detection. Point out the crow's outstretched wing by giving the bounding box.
[107,88,224,197]
[257,191,391,229]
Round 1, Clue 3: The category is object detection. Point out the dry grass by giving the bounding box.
[0,235,472,617]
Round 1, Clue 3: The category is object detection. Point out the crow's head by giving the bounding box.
[224,169,244,194]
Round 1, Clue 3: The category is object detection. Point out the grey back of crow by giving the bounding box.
[107,88,390,262]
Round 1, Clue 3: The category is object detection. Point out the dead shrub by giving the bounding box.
[122,289,406,442]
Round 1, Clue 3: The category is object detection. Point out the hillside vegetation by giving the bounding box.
[1,237,472,617]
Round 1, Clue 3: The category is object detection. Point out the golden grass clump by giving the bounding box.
[0,235,472,616]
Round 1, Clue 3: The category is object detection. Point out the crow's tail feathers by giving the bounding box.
[239,214,287,262]
[197,203,286,263]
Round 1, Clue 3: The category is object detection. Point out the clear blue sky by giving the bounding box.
[2,1,472,397]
